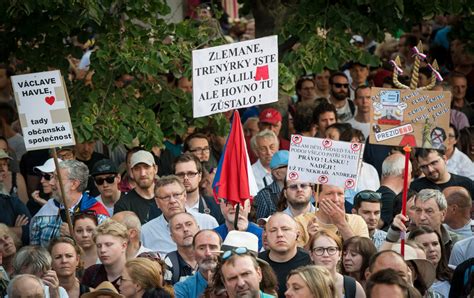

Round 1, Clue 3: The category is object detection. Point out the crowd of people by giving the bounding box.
[1,2,474,298]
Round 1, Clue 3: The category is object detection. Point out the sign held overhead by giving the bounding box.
[192,35,278,117]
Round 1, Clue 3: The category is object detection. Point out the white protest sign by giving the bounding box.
[192,35,278,117]
[287,135,363,189]
[11,70,76,151]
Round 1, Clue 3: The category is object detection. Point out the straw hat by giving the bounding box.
[391,244,436,288]
[81,281,124,298]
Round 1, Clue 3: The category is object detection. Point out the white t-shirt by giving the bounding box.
[347,118,370,140]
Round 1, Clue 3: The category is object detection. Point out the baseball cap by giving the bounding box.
[259,108,282,125]
[34,158,61,173]
[130,150,155,168]
[0,149,12,160]
[270,150,289,170]
[90,159,118,176]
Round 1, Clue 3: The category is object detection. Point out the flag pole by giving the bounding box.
[52,147,73,235]
[234,203,240,230]
[400,145,412,257]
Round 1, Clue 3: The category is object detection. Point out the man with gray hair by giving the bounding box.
[112,211,152,258]
[251,130,279,191]
[386,188,462,261]
[7,274,45,298]
[30,159,109,247]
[376,153,412,230]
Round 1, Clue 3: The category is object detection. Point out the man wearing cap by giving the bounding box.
[254,150,288,219]
[164,212,200,284]
[351,190,387,250]
[259,212,311,297]
[251,130,279,191]
[30,160,109,247]
[174,229,222,298]
[348,62,369,100]
[114,150,157,224]
[91,159,121,216]
[328,72,355,123]
[258,108,290,150]
[0,149,31,245]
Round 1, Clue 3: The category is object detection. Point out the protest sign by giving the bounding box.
[369,88,451,149]
[11,70,76,151]
[287,135,363,189]
[192,35,278,117]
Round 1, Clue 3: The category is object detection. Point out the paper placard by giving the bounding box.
[369,88,451,149]
[192,35,278,117]
[287,135,363,189]
[11,70,76,151]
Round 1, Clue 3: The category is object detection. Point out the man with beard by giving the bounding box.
[259,212,311,297]
[173,153,224,223]
[30,160,109,247]
[141,176,218,257]
[174,229,222,297]
[410,148,474,198]
[164,212,200,284]
[282,180,315,218]
[215,198,263,251]
[114,150,157,224]
[328,72,355,122]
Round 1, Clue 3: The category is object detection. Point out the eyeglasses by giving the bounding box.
[287,183,313,191]
[156,191,185,201]
[94,175,116,185]
[332,83,349,89]
[41,173,54,181]
[222,247,249,261]
[354,191,381,202]
[419,158,441,171]
[189,147,210,154]
[176,171,200,179]
[311,246,339,256]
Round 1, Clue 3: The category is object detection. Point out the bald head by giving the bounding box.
[111,211,142,239]
[267,212,298,230]
[443,186,472,209]
[366,250,409,283]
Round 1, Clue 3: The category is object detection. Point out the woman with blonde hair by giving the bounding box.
[0,223,20,277]
[49,236,91,296]
[285,265,335,298]
[120,258,171,298]
[309,229,366,298]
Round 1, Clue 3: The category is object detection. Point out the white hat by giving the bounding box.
[130,150,155,168]
[34,158,61,173]
[222,231,259,254]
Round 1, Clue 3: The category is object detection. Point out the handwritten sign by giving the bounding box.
[287,135,363,189]
[369,88,451,149]
[11,70,75,151]
[192,35,278,117]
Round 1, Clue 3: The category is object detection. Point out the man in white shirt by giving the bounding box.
[347,85,371,139]
[141,175,218,257]
[251,130,279,191]
[445,125,474,180]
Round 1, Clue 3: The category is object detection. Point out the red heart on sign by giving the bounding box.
[45,96,55,105]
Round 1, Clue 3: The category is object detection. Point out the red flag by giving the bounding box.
[213,110,258,205]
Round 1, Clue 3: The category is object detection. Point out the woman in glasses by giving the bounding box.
[309,229,365,298]
[73,210,99,269]
[341,236,377,288]
[119,258,171,298]
[49,236,91,296]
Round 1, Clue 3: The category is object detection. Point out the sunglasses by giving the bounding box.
[287,183,313,191]
[41,172,54,181]
[222,247,249,261]
[94,175,116,185]
[354,191,381,201]
[333,83,349,88]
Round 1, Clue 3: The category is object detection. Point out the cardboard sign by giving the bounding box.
[287,135,363,189]
[369,88,451,149]
[11,70,76,151]
[192,35,278,117]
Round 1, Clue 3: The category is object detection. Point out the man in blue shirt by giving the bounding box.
[174,229,222,298]
[214,198,263,251]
